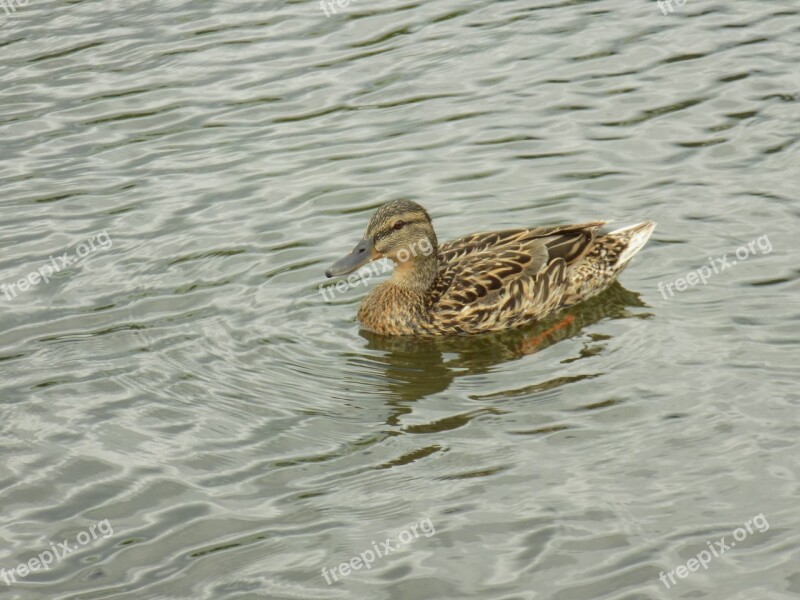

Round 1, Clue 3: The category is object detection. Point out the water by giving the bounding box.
[1,0,798,598]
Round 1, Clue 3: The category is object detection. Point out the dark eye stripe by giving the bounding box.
[374,218,425,241]
[396,217,424,228]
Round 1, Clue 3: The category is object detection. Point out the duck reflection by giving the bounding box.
[357,282,650,404]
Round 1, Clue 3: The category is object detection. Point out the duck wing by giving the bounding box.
[428,222,605,332]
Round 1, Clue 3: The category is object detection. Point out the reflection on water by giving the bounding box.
[0,0,798,598]
[359,283,649,403]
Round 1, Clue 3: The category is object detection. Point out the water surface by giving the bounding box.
[1,0,799,598]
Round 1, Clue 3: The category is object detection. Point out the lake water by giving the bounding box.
[1,0,798,598]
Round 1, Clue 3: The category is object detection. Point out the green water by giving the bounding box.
[0,0,798,598]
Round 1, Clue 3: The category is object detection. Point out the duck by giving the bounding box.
[325,200,655,336]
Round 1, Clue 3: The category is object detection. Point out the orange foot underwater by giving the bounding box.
[518,314,576,354]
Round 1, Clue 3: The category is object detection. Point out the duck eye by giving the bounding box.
[393,220,405,230]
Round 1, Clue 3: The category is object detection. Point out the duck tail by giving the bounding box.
[607,221,656,271]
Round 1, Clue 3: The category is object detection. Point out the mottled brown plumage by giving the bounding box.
[325,200,655,336]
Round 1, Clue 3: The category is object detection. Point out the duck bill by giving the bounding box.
[325,238,375,277]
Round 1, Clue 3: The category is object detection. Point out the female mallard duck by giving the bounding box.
[325,200,655,336]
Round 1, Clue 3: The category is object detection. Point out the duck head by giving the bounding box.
[325,200,438,279]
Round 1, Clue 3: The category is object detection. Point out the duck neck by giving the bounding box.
[391,252,438,296]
